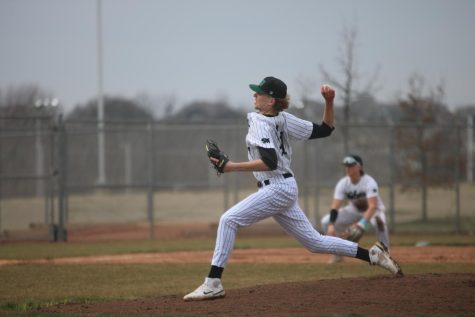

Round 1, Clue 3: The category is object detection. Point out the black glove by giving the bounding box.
[205,139,229,175]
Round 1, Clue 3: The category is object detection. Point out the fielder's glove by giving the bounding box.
[205,139,229,175]
[342,219,369,242]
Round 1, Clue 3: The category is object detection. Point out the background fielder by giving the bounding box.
[184,76,402,302]
[321,154,390,263]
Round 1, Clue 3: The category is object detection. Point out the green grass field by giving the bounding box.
[1,234,474,317]
[1,233,474,260]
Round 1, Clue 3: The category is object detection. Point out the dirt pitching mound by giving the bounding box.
[41,273,475,317]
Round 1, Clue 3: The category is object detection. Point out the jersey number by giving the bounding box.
[278,131,287,156]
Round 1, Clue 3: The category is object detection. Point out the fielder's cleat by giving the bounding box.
[183,277,225,301]
[328,255,343,264]
[369,241,404,276]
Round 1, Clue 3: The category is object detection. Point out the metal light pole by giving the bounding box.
[34,101,46,197]
[34,98,59,190]
[35,98,62,239]
[97,0,106,185]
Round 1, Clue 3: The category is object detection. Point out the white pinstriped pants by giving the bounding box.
[211,177,358,268]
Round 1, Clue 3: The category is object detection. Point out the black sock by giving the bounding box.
[208,265,224,279]
[355,247,370,263]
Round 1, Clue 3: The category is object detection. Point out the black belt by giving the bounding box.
[257,173,293,188]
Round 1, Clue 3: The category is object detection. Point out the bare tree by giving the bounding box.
[319,22,381,154]
[135,92,177,119]
[395,73,458,220]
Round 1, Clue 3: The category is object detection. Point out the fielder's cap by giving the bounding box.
[342,155,363,166]
[249,76,287,99]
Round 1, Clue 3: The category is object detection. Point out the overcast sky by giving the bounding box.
[1,0,474,114]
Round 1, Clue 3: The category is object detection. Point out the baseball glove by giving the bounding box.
[205,139,229,175]
[342,223,365,242]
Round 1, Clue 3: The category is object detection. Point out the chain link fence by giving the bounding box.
[1,115,474,241]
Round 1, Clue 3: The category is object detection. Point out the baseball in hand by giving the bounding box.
[321,84,335,102]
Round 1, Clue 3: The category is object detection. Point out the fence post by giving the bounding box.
[303,143,309,216]
[313,185,321,229]
[233,125,240,205]
[468,115,474,183]
[47,118,56,231]
[147,121,155,240]
[56,114,68,241]
[418,124,428,221]
[454,125,461,233]
[0,126,2,232]
[224,173,229,212]
[389,124,396,233]
[35,118,45,197]
[312,142,320,227]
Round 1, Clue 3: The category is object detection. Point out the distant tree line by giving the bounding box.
[0,75,474,198]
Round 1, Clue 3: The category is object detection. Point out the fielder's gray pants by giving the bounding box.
[321,204,390,247]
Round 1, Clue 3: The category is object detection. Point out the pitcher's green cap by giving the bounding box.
[249,76,287,99]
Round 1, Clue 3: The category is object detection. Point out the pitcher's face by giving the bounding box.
[253,93,276,115]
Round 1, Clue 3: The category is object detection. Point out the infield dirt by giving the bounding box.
[41,273,475,316]
[9,223,475,316]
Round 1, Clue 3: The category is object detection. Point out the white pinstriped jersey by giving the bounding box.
[210,110,359,269]
[246,111,313,182]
